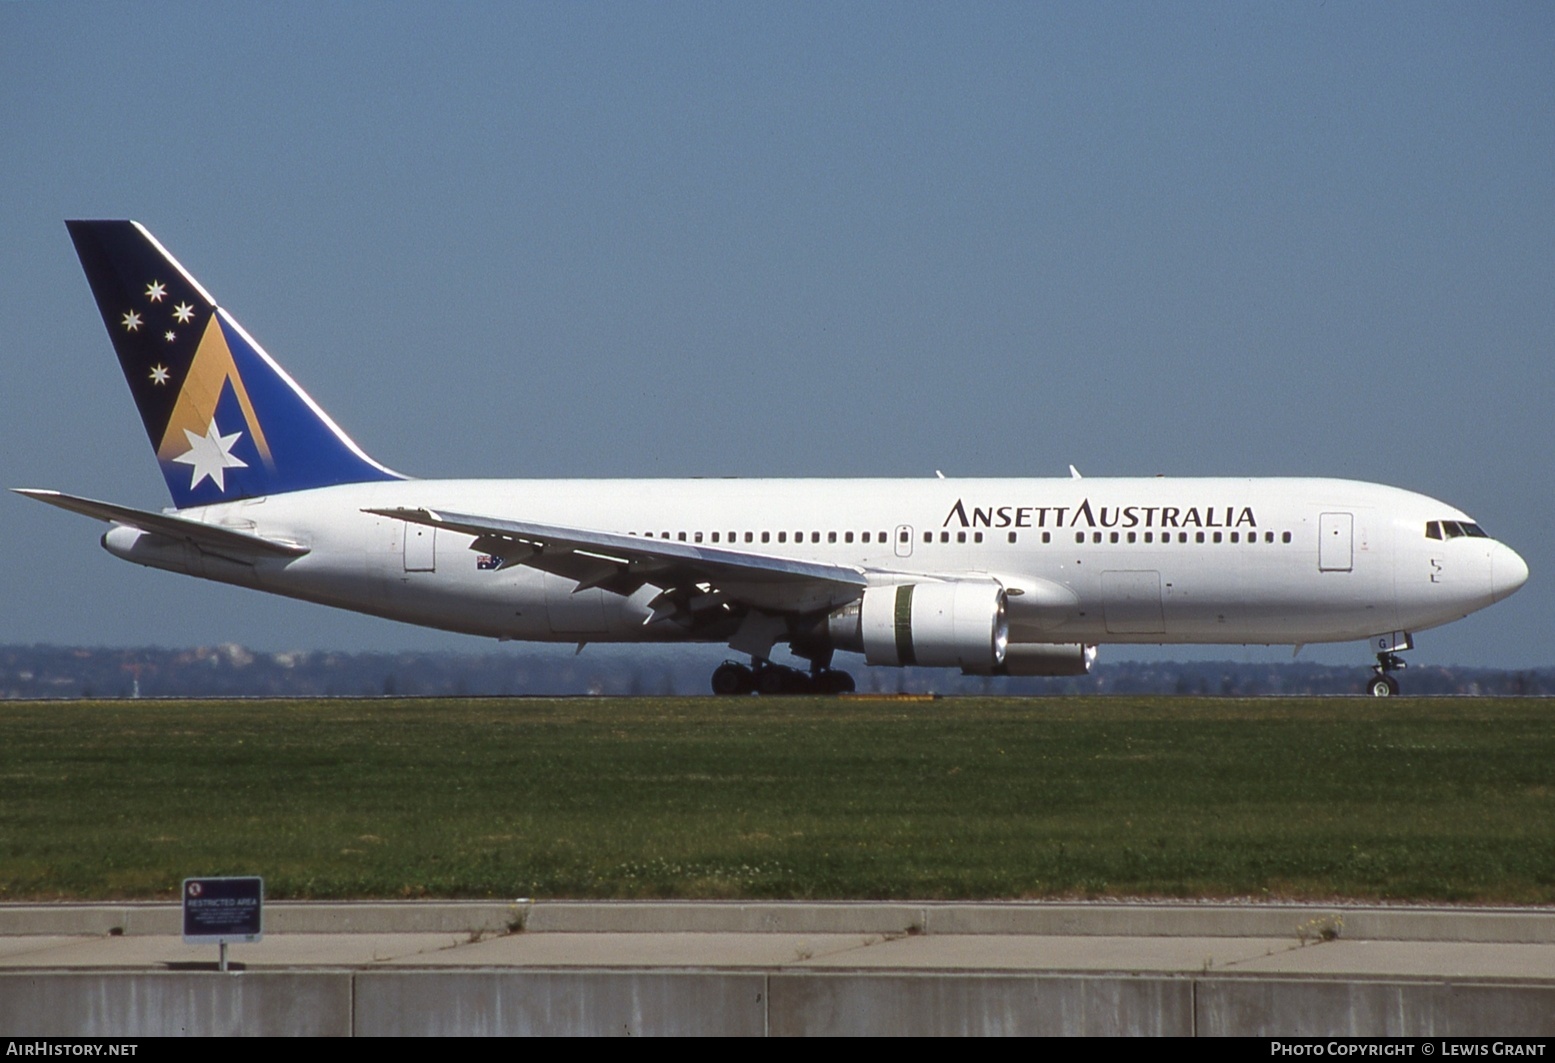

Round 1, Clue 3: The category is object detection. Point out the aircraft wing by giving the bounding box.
[15,489,310,558]
[365,506,867,615]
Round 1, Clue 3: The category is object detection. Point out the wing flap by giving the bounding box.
[365,506,867,612]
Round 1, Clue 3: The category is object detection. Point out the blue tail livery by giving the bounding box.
[66,221,402,508]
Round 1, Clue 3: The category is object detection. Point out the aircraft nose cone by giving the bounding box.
[1493,545,1530,602]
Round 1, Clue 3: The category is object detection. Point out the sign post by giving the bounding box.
[182,876,263,971]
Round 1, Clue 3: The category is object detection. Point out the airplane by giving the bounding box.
[16,221,1530,697]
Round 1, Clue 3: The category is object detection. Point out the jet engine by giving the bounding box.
[828,581,1008,672]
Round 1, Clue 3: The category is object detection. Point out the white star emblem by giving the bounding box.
[146,281,167,302]
[172,302,195,324]
[149,365,170,385]
[173,419,249,492]
[164,331,176,343]
[121,310,142,332]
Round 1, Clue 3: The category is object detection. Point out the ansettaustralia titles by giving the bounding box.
[1269,1044,1545,1057]
[943,498,1258,531]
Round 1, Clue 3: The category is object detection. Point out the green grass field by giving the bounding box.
[1,696,1552,903]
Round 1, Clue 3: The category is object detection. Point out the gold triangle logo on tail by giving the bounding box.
[154,316,275,472]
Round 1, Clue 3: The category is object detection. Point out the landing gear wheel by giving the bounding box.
[756,666,790,696]
[711,661,753,696]
[784,669,817,694]
[1366,673,1399,698]
[817,670,856,694]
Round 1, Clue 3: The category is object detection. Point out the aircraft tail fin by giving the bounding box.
[66,220,403,508]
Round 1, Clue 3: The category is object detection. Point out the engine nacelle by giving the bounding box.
[964,641,1096,677]
[830,581,1008,672]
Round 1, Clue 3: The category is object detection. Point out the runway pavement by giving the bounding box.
[1,899,1552,979]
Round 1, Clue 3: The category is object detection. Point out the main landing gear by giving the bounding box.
[1366,651,1408,697]
[710,659,856,696]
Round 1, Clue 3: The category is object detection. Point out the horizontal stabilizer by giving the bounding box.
[14,488,309,558]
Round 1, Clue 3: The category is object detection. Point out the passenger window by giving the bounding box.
[974,532,983,544]
[1230,532,1239,543]
[1144,532,1153,544]
[1179,533,1188,543]
[1213,532,1222,543]
[1110,532,1119,543]
[678,532,687,542]
[1196,532,1205,543]
[1127,532,1136,543]
[1008,532,1018,544]
[1075,532,1085,544]
[861,532,870,543]
[957,531,966,544]
[761,532,770,543]
[828,531,837,544]
[811,532,820,544]
[1282,532,1292,543]
[1041,532,1050,544]
[924,531,933,543]
[844,532,853,543]
[1265,532,1274,543]
[694,532,703,543]
[778,532,787,543]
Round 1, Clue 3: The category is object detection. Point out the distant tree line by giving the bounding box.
[0,644,1549,699]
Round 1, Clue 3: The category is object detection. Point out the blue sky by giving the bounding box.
[3,3,1551,671]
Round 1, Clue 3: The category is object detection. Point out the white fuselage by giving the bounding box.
[108,476,1528,651]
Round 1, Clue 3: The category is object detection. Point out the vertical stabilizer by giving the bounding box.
[66,220,403,508]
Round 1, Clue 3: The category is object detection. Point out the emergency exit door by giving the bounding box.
[403,525,436,572]
[1319,512,1353,572]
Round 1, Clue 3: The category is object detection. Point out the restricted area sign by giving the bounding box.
[182,876,263,944]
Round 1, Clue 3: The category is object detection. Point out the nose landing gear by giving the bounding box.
[1366,648,1409,697]
[1367,668,1401,698]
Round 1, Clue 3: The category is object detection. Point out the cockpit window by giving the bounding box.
[1427,520,1491,540]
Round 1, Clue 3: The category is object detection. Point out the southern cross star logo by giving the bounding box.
[173,418,249,492]
[121,310,142,331]
[149,365,170,386]
[173,301,195,324]
[145,281,167,302]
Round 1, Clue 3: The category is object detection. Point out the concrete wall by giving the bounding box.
[0,973,350,1037]
[5,970,1554,1036]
